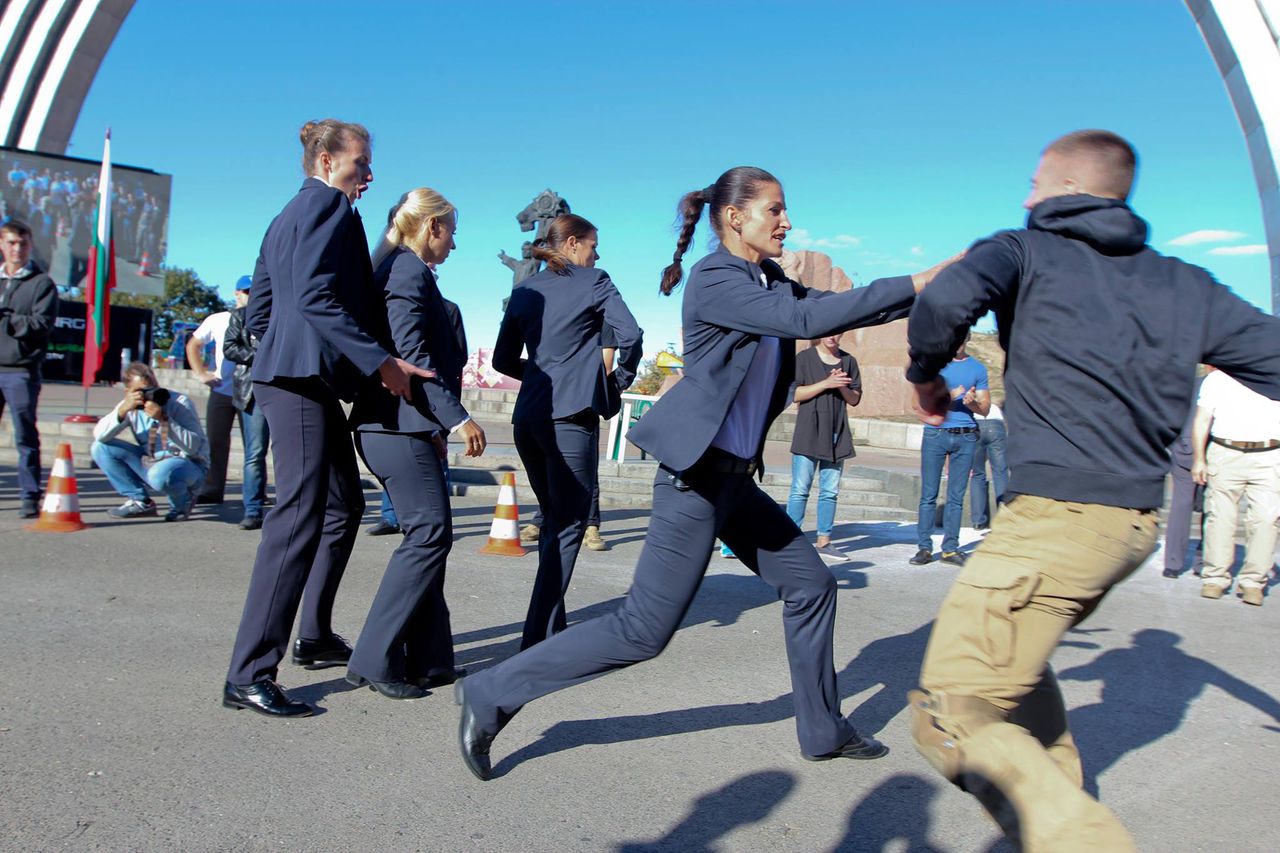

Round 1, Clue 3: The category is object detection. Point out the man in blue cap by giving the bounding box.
[223,276,270,529]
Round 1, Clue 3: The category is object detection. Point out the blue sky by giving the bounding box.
[71,1,1272,353]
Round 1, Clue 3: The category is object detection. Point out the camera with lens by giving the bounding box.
[139,386,171,407]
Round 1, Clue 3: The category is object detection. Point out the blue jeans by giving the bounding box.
[786,454,844,538]
[0,370,41,499]
[969,419,1009,527]
[239,408,270,519]
[917,428,978,552]
[91,439,206,511]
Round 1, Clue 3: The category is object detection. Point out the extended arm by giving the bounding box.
[696,256,916,339]
[1200,282,1280,400]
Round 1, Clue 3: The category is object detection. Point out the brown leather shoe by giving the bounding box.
[1240,586,1264,606]
[1201,582,1227,600]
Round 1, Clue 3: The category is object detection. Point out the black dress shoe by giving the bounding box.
[412,667,467,689]
[238,515,263,531]
[222,680,314,717]
[940,551,968,567]
[345,671,428,700]
[292,634,352,669]
[1162,567,1182,579]
[367,519,402,536]
[803,730,889,761]
[909,548,934,566]
[20,497,39,518]
[455,679,496,781]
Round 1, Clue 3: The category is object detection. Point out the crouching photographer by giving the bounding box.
[91,362,210,521]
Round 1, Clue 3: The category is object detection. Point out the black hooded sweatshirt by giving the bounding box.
[906,194,1280,510]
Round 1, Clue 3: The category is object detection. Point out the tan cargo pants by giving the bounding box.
[1201,443,1280,591]
[910,494,1159,852]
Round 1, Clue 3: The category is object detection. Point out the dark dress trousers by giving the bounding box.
[493,264,643,649]
[348,248,472,682]
[465,248,914,756]
[226,178,389,687]
[1164,378,1205,574]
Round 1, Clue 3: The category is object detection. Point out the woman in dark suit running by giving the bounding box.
[492,214,643,650]
[223,119,429,718]
[347,187,487,699]
[457,166,954,778]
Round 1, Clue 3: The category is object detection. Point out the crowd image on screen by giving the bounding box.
[0,157,168,289]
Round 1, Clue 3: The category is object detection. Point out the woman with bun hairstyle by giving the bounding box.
[492,213,643,650]
[223,120,431,718]
[456,166,955,780]
[346,188,487,699]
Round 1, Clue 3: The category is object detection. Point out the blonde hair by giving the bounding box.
[385,187,456,256]
[299,119,370,176]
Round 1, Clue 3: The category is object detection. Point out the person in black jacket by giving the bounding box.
[222,119,431,718]
[347,187,486,699]
[222,276,269,530]
[456,167,954,780]
[492,214,643,650]
[905,130,1280,851]
[0,219,57,518]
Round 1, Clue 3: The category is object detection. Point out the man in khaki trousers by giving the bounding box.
[902,130,1280,851]
[1191,366,1280,606]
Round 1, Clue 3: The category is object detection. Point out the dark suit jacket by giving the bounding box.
[628,247,914,472]
[494,264,643,423]
[247,178,388,401]
[350,247,470,434]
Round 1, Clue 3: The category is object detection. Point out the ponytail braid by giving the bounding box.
[659,187,710,295]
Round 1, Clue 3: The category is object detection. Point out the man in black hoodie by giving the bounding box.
[904,130,1280,851]
[0,219,58,518]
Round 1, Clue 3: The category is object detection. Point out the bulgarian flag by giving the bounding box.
[82,129,116,387]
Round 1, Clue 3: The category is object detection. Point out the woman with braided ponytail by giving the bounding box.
[456,167,956,780]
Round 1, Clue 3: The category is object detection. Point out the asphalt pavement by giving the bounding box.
[2,466,1278,852]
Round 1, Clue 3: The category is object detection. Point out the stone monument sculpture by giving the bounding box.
[498,189,570,286]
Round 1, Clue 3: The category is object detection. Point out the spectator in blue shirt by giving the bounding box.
[910,333,989,565]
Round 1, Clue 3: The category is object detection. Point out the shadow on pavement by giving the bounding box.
[615,770,796,852]
[1060,627,1280,798]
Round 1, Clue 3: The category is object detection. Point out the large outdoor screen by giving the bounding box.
[0,145,172,297]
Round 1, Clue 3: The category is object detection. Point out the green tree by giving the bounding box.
[631,350,679,396]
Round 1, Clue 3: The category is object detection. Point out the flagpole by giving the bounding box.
[66,127,115,424]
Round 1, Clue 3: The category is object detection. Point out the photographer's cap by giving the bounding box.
[235,275,252,292]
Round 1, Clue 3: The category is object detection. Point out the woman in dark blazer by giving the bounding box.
[347,187,486,699]
[457,167,955,779]
[492,214,643,650]
[223,120,430,718]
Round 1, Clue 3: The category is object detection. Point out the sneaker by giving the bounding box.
[519,523,540,544]
[940,551,968,567]
[815,543,850,563]
[583,524,609,551]
[164,502,193,522]
[1240,586,1264,607]
[1201,582,1227,600]
[20,496,40,518]
[108,498,157,519]
[908,548,933,566]
[238,515,263,531]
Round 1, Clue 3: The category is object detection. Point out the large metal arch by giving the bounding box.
[0,0,133,154]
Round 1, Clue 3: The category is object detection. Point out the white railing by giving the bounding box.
[604,392,661,462]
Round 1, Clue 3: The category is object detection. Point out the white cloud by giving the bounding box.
[788,228,861,250]
[1207,244,1269,256]
[1166,229,1247,246]
[910,245,924,257]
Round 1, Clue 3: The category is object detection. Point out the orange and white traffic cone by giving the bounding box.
[480,472,527,557]
[138,250,153,276]
[28,442,89,532]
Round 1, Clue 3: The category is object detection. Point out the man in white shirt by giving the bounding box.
[1192,366,1280,605]
[186,305,236,505]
